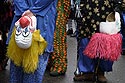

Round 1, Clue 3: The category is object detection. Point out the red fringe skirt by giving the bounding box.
[84,33,122,61]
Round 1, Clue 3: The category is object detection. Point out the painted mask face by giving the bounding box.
[15,16,36,49]
[15,25,32,49]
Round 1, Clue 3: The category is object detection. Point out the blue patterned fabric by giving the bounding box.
[10,53,49,83]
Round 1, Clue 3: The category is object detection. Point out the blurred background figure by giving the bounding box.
[67,0,77,37]
[120,0,125,55]
[0,0,13,71]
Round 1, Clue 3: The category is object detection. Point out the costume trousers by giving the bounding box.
[77,38,113,73]
[10,52,49,83]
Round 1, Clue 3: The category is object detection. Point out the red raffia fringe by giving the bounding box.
[83,33,122,61]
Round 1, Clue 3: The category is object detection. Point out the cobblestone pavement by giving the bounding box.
[0,36,125,83]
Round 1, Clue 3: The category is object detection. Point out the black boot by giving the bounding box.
[98,70,107,83]
[73,73,94,81]
[122,49,125,55]
[67,28,73,35]
[70,31,77,37]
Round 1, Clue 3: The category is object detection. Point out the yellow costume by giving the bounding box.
[7,27,47,73]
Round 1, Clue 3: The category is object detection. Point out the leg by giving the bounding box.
[73,38,95,81]
[67,19,73,35]
[10,52,50,83]
[10,61,23,83]
[23,52,49,83]
[97,59,113,83]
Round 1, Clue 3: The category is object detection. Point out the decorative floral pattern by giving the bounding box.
[77,0,114,39]
[49,0,70,74]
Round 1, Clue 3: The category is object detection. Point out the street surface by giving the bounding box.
[0,36,125,83]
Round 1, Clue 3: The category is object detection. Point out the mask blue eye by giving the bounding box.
[15,26,22,36]
[22,27,30,37]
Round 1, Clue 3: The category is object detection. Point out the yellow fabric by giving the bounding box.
[7,28,47,73]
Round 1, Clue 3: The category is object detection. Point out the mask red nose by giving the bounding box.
[19,16,30,28]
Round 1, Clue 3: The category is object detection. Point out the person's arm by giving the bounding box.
[29,0,54,14]
[14,0,29,16]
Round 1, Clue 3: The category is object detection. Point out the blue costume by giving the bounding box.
[74,0,115,82]
[6,0,57,83]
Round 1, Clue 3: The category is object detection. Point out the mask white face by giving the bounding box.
[15,25,32,49]
[15,16,37,49]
